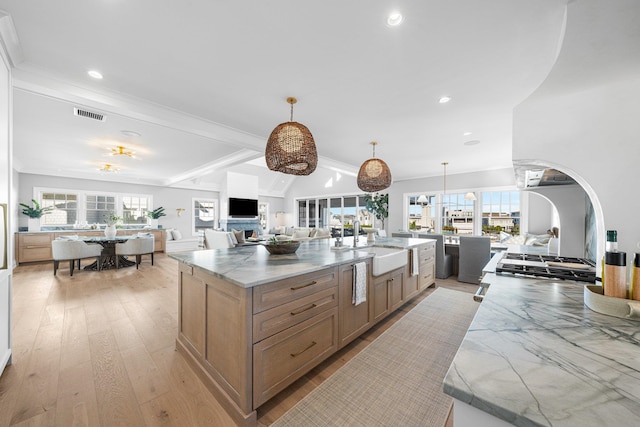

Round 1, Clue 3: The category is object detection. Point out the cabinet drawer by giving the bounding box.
[253,307,338,406]
[253,267,338,313]
[21,246,52,262]
[419,262,435,288]
[253,286,337,343]
[21,233,51,246]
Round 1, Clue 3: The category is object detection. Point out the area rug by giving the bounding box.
[271,288,479,427]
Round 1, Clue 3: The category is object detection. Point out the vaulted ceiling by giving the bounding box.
[0,1,569,195]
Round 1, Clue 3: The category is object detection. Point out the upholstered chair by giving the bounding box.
[204,229,235,249]
[52,239,103,276]
[115,236,155,269]
[391,232,413,238]
[458,236,491,284]
[418,234,453,279]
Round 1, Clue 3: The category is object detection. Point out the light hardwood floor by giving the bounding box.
[0,253,477,427]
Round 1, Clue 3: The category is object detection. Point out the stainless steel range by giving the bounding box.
[473,252,598,302]
[495,253,597,283]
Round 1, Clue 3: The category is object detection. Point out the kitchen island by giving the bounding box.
[169,237,435,426]
[444,272,640,427]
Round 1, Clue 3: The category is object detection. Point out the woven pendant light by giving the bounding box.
[357,142,392,192]
[265,97,317,175]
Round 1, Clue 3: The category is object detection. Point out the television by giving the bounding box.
[228,198,258,217]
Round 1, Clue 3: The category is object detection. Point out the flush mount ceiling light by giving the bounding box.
[464,140,481,146]
[98,163,119,173]
[110,145,135,157]
[265,97,317,176]
[357,142,392,192]
[87,70,103,79]
[121,130,141,137]
[387,12,403,26]
[439,96,451,104]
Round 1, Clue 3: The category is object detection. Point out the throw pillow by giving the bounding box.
[166,229,175,241]
[315,228,331,238]
[232,229,245,245]
[292,228,310,239]
[171,229,183,240]
[309,228,318,238]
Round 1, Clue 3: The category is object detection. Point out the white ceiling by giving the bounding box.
[0,0,570,195]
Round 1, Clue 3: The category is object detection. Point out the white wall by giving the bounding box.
[513,0,640,262]
[526,191,555,235]
[17,173,219,236]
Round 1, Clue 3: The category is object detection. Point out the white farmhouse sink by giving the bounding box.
[367,247,408,276]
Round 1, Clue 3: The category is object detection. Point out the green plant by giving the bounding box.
[147,207,166,219]
[104,213,122,226]
[409,220,417,230]
[364,193,389,229]
[19,199,53,218]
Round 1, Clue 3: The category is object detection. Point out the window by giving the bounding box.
[122,196,150,224]
[86,194,116,224]
[297,194,370,238]
[443,193,474,235]
[482,191,521,240]
[193,198,216,235]
[408,195,435,231]
[41,192,77,226]
[258,203,269,232]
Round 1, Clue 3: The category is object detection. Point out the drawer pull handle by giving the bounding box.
[291,280,317,291]
[290,303,317,316]
[290,341,317,358]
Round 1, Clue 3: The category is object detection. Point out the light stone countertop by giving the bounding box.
[443,272,640,427]
[168,237,432,288]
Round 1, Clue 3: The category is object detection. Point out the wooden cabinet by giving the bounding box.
[175,243,434,426]
[404,242,436,298]
[15,233,52,263]
[338,261,372,349]
[15,229,166,264]
[371,266,404,323]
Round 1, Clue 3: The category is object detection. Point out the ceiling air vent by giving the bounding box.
[73,107,106,122]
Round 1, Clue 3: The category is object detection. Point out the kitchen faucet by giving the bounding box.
[353,220,360,247]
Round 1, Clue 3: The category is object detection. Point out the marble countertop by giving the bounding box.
[443,273,640,426]
[169,237,431,288]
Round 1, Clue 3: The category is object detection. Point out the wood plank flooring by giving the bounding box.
[0,254,477,427]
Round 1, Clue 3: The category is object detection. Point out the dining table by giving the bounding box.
[81,235,136,270]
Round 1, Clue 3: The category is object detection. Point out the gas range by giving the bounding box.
[495,253,597,283]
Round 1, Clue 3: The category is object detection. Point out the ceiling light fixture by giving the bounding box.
[465,192,477,201]
[439,96,451,104]
[88,70,103,79]
[98,163,119,173]
[463,132,472,136]
[357,142,392,192]
[417,194,429,205]
[110,145,135,157]
[265,97,317,176]
[121,130,141,137]
[464,140,481,146]
[387,12,403,26]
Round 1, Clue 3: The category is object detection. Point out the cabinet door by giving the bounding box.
[389,268,404,312]
[371,273,390,323]
[338,261,371,349]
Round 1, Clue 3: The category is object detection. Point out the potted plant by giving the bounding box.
[147,207,166,229]
[364,193,389,231]
[103,213,122,238]
[19,199,53,232]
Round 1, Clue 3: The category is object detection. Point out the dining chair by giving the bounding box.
[52,239,103,276]
[204,229,235,249]
[458,236,491,284]
[391,232,413,238]
[418,233,452,279]
[115,236,155,269]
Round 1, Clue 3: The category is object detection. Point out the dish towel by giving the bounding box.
[411,248,419,276]
[352,262,367,306]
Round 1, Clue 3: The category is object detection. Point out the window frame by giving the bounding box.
[192,198,217,236]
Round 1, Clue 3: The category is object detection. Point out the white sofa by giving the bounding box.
[272,226,332,241]
[165,228,201,253]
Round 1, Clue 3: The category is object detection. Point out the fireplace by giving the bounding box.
[219,218,260,236]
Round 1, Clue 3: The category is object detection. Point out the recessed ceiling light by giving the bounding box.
[439,96,451,104]
[464,140,481,146]
[463,132,472,136]
[121,130,141,137]
[88,70,103,79]
[387,12,403,26]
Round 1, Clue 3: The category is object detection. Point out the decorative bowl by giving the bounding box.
[263,241,301,255]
